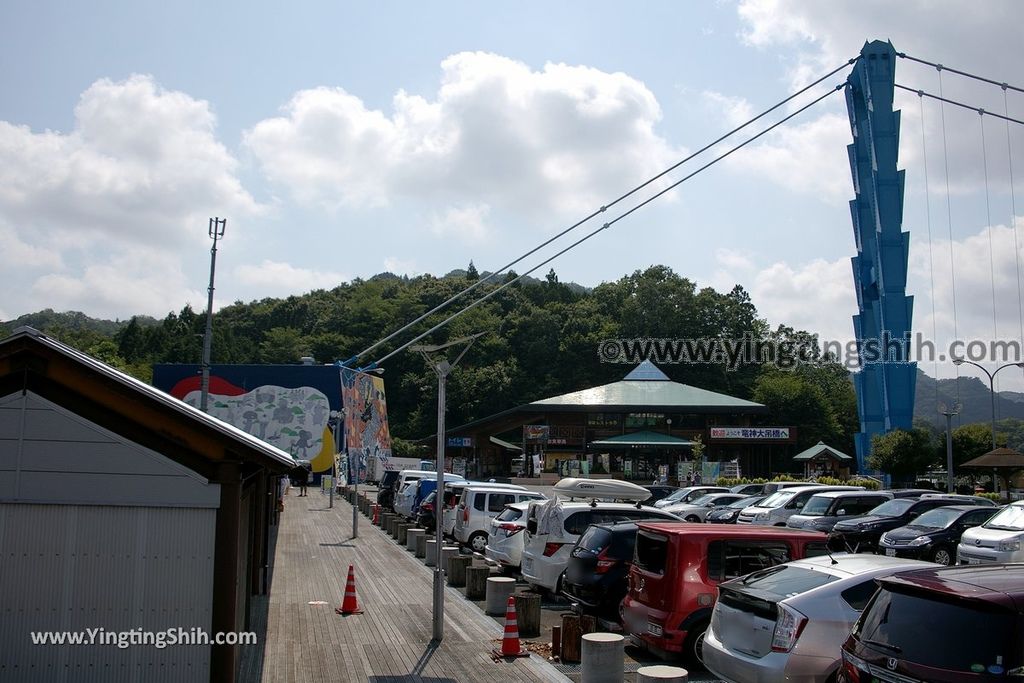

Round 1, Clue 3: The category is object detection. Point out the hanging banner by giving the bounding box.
[341,368,393,483]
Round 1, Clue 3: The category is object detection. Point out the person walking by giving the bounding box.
[294,464,310,497]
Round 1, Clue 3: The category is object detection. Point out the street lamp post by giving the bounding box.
[411,332,485,643]
[938,403,960,494]
[952,358,1024,497]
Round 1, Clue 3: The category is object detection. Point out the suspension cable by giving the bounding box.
[896,52,1024,95]
[981,110,1000,414]
[342,58,860,366]
[1006,87,1024,365]
[370,84,847,367]
[895,84,1024,126]
[918,93,940,407]
[937,69,962,412]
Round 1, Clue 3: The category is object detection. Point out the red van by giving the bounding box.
[623,522,830,664]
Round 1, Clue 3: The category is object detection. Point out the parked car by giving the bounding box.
[376,470,401,511]
[878,504,996,565]
[562,521,662,618]
[738,485,864,526]
[730,483,768,496]
[704,554,936,683]
[521,500,680,593]
[643,485,681,504]
[453,485,546,552]
[705,495,767,524]
[393,470,466,519]
[829,496,988,553]
[957,499,1024,565]
[623,523,829,665]
[441,481,527,538]
[839,564,1024,682]
[786,490,895,533]
[653,486,731,508]
[662,493,749,522]
[484,502,532,569]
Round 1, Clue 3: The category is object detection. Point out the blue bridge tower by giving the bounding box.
[846,41,917,472]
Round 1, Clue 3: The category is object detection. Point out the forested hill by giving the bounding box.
[2,266,858,450]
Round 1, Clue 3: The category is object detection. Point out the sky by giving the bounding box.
[1,0,1023,390]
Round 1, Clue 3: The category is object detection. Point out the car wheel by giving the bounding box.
[468,531,488,553]
[932,545,954,566]
[685,515,701,523]
[684,622,708,668]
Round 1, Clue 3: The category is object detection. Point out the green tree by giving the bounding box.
[951,423,998,468]
[752,370,840,449]
[259,327,306,364]
[868,428,935,482]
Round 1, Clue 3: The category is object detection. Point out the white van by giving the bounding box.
[441,481,527,538]
[453,485,546,552]
[957,500,1024,564]
[736,485,864,526]
[393,471,465,520]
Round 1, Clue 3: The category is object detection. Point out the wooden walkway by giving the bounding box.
[239,490,570,683]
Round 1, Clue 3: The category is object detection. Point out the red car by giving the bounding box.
[622,523,829,665]
[839,563,1024,682]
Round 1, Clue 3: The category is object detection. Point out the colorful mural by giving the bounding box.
[153,365,342,473]
[341,368,392,483]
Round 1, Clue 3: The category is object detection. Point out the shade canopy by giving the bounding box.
[960,447,1024,469]
[589,430,695,448]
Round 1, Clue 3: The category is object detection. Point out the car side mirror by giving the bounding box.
[837,509,846,516]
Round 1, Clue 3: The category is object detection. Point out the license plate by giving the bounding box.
[646,622,663,637]
[522,557,533,573]
[884,548,896,556]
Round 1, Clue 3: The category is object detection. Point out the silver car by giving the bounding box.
[786,490,894,533]
[703,553,935,682]
[661,492,748,522]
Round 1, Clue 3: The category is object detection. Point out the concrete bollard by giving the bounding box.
[465,566,490,600]
[581,632,625,683]
[407,528,425,552]
[636,665,689,683]
[381,513,394,532]
[440,546,458,574]
[425,539,438,566]
[399,523,415,545]
[447,555,473,587]
[485,576,517,616]
[390,517,401,538]
[416,533,429,558]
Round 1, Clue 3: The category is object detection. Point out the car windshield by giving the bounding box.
[689,494,718,506]
[759,490,797,509]
[866,498,915,517]
[911,507,962,529]
[984,504,1024,531]
[800,495,835,516]
[729,495,764,509]
[661,488,692,503]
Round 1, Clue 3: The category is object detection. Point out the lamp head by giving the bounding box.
[952,358,965,366]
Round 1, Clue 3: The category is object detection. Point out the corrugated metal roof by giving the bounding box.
[590,430,695,447]
[529,378,764,411]
[623,360,671,381]
[792,441,853,461]
[3,327,296,469]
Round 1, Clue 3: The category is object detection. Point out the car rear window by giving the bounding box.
[707,541,791,581]
[857,588,1016,671]
[733,565,837,597]
[495,506,523,522]
[634,530,668,575]
[578,527,613,553]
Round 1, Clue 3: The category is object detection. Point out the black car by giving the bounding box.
[875,504,996,565]
[642,485,680,504]
[705,494,767,524]
[562,521,644,618]
[376,470,401,511]
[829,496,989,553]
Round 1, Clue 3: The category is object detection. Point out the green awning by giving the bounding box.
[590,430,695,448]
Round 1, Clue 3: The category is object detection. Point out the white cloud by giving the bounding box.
[714,247,755,271]
[243,52,683,220]
[31,247,205,320]
[233,260,346,296]
[429,203,490,242]
[0,222,62,269]
[383,256,417,275]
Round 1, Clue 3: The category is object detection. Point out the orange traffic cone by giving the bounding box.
[492,595,529,658]
[335,565,363,615]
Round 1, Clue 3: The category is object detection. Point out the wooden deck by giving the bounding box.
[239,490,569,683]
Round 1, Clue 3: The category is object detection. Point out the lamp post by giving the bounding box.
[938,403,960,494]
[200,217,226,413]
[951,358,1024,496]
[410,332,485,642]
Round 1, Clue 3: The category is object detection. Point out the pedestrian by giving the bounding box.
[277,475,288,511]
[294,464,310,497]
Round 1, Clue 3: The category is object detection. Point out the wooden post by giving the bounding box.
[551,625,562,658]
[561,613,582,663]
[447,555,472,587]
[465,565,490,600]
[514,592,542,638]
[581,614,597,635]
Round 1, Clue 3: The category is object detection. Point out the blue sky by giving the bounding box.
[2,1,1023,388]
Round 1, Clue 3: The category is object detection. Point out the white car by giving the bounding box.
[957,500,1024,564]
[653,485,730,508]
[704,553,935,682]
[394,472,466,520]
[484,502,532,568]
[736,485,863,526]
[453,485,546,552]
[520,500,680,593]
[661,492,749,522]
[441,481,527,538]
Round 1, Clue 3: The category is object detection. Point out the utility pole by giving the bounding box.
[939,403,960,494]
[200,217,226,413]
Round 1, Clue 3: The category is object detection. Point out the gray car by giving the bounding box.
[703,554,935,683]
[785,490,894,533]
[661,492,749,522]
